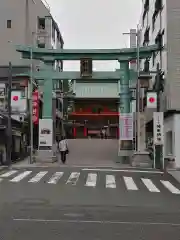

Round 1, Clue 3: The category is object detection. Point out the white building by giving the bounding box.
[140,0,180,168]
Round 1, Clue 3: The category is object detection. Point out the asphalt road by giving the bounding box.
[1,166,180,239]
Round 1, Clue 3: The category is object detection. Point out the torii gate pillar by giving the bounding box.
[37,59,57,162]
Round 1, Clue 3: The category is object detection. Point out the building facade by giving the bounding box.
[140,0,180,167]
[0,0,64,152]
[0,0,64,67]
[67,81,119,139]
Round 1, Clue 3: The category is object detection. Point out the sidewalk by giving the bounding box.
[0,165,8,172]
[168,169,180,183]
[12,157,130,168]
[167,169,180,183]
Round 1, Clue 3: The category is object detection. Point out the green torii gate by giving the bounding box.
[16,44,159,159]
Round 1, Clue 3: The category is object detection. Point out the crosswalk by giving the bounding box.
[0,169,180,194]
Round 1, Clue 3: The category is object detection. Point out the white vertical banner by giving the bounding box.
[39,119,53,147]
[153,112,164,145]
[119,113,133,140]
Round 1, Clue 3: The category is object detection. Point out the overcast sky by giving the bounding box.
[46,0,142,70]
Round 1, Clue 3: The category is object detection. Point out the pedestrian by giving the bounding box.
[58,136,68,164]
[101,128,105,139]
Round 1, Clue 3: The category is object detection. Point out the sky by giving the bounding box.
[45,0,142,70]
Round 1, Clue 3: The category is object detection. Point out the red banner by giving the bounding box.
[32,90,39,124]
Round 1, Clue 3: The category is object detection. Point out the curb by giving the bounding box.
[167,170,180,183]
[0,166,8,173]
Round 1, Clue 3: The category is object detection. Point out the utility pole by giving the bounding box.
[29,47,33,164]
[156,63,161,112]
[6,62,12,167]
[136,27,141,152]
[155,62,163,169]
[61,80,64,136]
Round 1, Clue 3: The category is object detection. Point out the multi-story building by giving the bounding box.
[0,0,64,66]
[0,0,64,150]
[140,0,180,167]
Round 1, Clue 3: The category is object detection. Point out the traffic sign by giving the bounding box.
[147,92,157,108]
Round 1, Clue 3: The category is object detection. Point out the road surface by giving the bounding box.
[0,166,180,239]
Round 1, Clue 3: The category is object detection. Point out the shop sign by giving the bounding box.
[32,90,39,124]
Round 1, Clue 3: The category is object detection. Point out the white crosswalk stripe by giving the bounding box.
[106,175,116,188]
[85,173,97,187]
[47,172,64,184]
[141,178,160,192]
[123,176,138,190]
[66,172,80,185]
[1,169,180,195]
[160,180,180,194]
[0,170,18,177]
[28,171,48,183]
[10,171,32,182]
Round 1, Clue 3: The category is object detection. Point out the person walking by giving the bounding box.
[58,136,68,164]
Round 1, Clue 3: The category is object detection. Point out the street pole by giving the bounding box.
[7,62,12,167]
[29,47,33,163]
[155,62,163,169]
[61,80,64,136]
[136,26,141,152]
[156,63,160,113]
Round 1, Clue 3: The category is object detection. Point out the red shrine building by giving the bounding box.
[66,59,120,139]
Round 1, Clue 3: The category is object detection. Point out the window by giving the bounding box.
[144,59,150,72]
[7,20,11,28]
[52,23,55,42]
[155,0,162,12]
[142,0,149,25]
[37,43,45,48]
[155,32,163,49]
[38,18,45,29]
[144,0,149,10]
[152,0,162,29]
[152,52,156,66]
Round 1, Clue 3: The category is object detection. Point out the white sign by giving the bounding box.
[153,112,164,145]
[119,113,133,140]
[39,119,53,147]
[147,92,157,108]
[11,90,27,113]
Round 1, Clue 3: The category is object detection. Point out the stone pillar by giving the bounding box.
[118,61,132,163]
